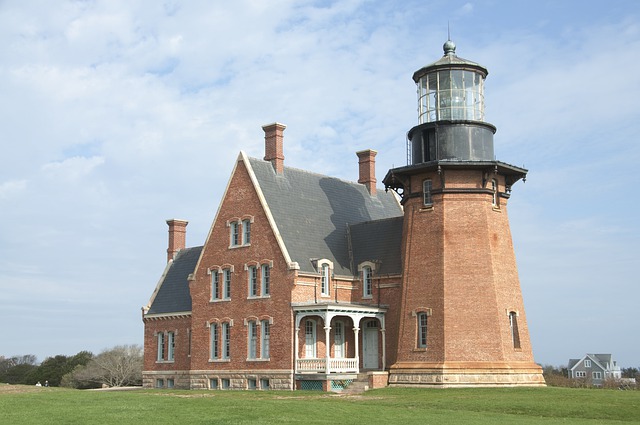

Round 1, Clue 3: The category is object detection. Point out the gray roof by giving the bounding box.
[147,246,202,315]
[348,216,404,276]
[248,157,403,276]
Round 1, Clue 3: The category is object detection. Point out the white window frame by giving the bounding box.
[157,332,165,361]
[230,221,240,247]
[222,322,231,360]
[212,271,220,300]
[260,319,270,359]
[167,331,175,361]
[247,321,257,359]
[584,359,591,368]
[575,371,586,378]
[242,219,251,245]
[223,269,231,300]
[417,313,428,348]
[210,323,220,360]
[305,319,317,358]
[423,179,433,206]
[318,260,332,297]
[248,265,258,297]
[261,264,270,296]
[363,266,373,298]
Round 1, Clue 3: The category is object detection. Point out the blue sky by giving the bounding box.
[1,0,639,368]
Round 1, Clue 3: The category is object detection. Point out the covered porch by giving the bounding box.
[292,303,387,375]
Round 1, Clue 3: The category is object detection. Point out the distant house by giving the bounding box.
[568,354,622,386]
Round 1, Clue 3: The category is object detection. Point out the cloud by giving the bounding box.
[0,179,27,199]
[42,156,105,181]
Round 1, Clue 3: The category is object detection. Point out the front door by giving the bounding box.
[363,320,379,369]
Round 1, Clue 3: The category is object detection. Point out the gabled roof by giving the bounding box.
[246,156,403,276]
[145,246,202,315]
[569,353,617,372]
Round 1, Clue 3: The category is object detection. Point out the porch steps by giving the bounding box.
[342,374,369,394]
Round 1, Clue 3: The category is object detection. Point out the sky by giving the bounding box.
[1,0,639,369]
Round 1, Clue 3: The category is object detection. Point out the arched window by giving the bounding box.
[321,263,330,296]
[260,320,270,359]
[305,319,317,358]
[363,266,373,298]
[247,321,257,359]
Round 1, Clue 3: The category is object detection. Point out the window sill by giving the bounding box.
[412,348,428,352]
[229,244,251,249]
[210,299,231,303]
[246,358,270,362]
[247,295,271,300]
[155,360,175,364]
[420,205,434,212]
[492,206,501,212]
[209,359,231,363]
[362,295,373,300]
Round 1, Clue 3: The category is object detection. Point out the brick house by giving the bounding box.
[568,354,622,386]
[142,41,545,390]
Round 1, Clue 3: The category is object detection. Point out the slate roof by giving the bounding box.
[248,156,403,276]
[146,246,202,315]
[348,216,404,276]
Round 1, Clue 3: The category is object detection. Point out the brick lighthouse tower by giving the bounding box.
[383,40,545,387]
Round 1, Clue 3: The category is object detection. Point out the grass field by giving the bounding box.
[1,385,639,424]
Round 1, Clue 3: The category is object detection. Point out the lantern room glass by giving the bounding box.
[418,69,485,123]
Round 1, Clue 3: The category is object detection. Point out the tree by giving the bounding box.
[33,351,93,386]
[63,345,142,388]
[0,355,39,384]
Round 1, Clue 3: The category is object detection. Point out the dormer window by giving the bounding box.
[316,260,333,297]
[321,263,330,296]
[358,261,376,299]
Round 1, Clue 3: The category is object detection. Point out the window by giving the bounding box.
[248,266,258,297]
[321,263,330,296]
[363,266,373,298]
[188,329,192,357]
[209,378,218,390]
[157,332,165,361]
[248,321,257,359]
[575,371,586,378]
[417,313,428,348]
[305,319,317,358]
[584,359,591,368]
[592,371,602,379]
[248,378,257,390]
[222,322,231,359]
[261,264,270,296]
[155,379,164,388]
[334,321,344,358]
[230,221,240,246]
[167,331,175,361]
[210,323,220,360]
[223,269,232,300]
[509,311,521,349]
[491,178,498,207]
[212,272,220,300]
[261,320,270,359]
[166,378,174,388]
[260,378,270,390]
[423,179,433,206]
[221,378,230,389]
[242,219,251,244]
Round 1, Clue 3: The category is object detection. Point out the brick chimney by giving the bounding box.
[356,149,377,196]
[166,219,188,262]
[262,122,286,174]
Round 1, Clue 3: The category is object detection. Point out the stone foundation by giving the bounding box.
[388,362,545,387]
[143,370,294,390]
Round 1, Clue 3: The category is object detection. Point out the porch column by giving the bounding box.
[381,328,386,371]
[353,326,360,373]
[294,326,299,373]
[324,325,331,373]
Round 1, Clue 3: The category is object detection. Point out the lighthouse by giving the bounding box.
[383,40,545,387]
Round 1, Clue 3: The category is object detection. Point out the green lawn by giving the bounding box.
[1,385,639,424]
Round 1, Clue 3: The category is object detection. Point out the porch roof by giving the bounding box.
[291,302,387,315]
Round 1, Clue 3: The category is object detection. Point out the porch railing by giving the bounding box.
[296,357,358,373]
